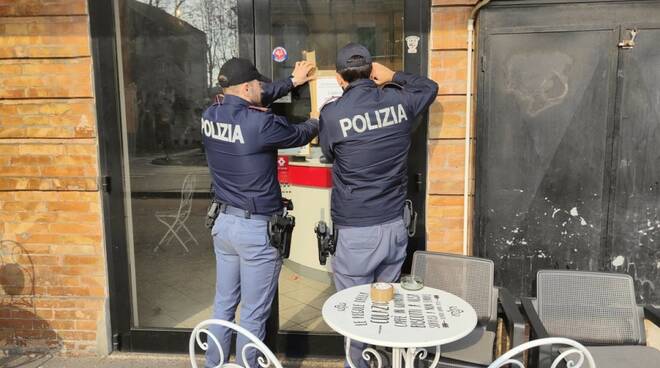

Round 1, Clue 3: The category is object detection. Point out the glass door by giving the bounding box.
[253,0,430,356]
[113,0,237,331]
[91,0,429,354]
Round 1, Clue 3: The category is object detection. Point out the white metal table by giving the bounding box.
[322,283,477,368]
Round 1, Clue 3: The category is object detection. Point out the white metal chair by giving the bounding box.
[488,337,596,368]
[189,319,282,368]
[154,174,199,253]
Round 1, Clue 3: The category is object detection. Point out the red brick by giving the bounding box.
[62,255,101,266]
[431,7,471,50]
[9,155,53,166]
[75,320,97,331]
[48,286,103,297]
[49,244,96,255]
[0,145,19,154]
[0,17,90,58]
[430,50,468,95]
[2,319,34,329]
[57,330,96,341]
[47,201,89,212]
[0,0,87,16]
[16,212,59,223]
[45,266,103,277]
[0,59,92,99]
[429,96,473,139]
[49,223,99,235]
[16,143,65,155]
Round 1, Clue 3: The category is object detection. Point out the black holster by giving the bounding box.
[268,199,295,259]
[403,199,417,237]
[205,198,221,229]
[315,221,338,265]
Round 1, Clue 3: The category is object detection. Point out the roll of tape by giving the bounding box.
[370,282,394,303]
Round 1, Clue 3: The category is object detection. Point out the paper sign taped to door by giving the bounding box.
[315,76,343,112]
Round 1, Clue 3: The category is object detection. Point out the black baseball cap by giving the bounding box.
[336,43,373,71]
[217,57,271,88]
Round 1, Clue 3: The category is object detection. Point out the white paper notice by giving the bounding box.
[316,77,343,111]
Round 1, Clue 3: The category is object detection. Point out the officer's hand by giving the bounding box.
[291,61,316,87]
[370,62,395,86]
[309,110,320,119]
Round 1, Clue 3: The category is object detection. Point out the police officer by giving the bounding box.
[319,43,438,368]
[202,57,317,368]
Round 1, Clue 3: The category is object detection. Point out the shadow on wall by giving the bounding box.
[0,240,62,367]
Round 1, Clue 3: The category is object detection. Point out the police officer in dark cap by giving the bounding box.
[202,57,317,368]
[319,43,438,368]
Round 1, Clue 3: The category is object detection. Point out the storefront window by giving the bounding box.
[116,0,238,328]
[115,0,404,332]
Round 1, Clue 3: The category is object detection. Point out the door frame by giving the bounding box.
[90,0,430,355]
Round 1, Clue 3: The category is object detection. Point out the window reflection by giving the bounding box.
[118,0,238,328]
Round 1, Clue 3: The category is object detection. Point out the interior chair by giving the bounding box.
[189,318,282,368]
[412,251,526,367]
[154,173,199,253]
[521,269,660,368]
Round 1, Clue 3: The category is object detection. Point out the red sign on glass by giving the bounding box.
[277,156,289,184]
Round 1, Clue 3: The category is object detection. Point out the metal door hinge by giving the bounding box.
[101,175,111,193]
[618,29,638,49]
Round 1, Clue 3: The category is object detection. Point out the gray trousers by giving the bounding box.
[205,213,282,368]
[332,218,408,368]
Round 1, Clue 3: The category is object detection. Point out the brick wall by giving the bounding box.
[426,0,478,254]
[0,0,108,356]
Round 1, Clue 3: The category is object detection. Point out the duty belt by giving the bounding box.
[222,204,270,221]
[314,199,418,265]
[206,199,295,260]
[205,200,269,229]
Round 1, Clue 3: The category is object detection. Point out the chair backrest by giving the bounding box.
[411,251,496,325]
[190,319,282,368]
[488,337,596,368]
[536,270,642,345]
[177,174,196,220]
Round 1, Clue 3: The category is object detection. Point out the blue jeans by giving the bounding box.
[332,218,408,368]
[205,213,282,368]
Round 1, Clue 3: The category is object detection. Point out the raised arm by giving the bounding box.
[261,60,317,107]
[318,114,335,163]
[260,113,319,149]
[392,71,438,117]
[371,62,438,118]
[260,78,293,107]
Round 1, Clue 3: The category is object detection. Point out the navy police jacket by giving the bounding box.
[202,78,319,215]
[319,72,438,227]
